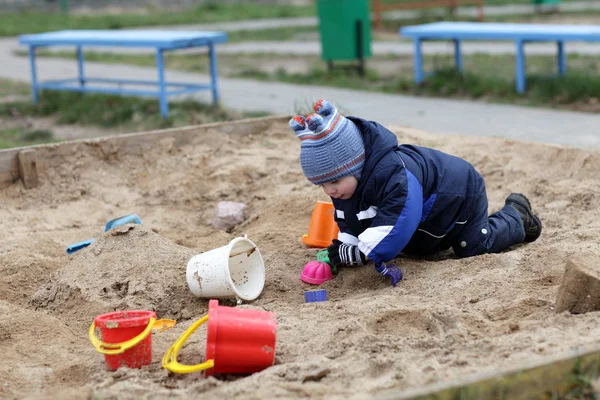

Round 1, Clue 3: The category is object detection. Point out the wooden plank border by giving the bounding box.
[17,149,39,189]
[0,115,290,190]
[377,342,600,400]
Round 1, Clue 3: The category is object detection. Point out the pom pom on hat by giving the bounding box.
[289,115,307,132]
[314,99,335,116]
[305,113,324,132]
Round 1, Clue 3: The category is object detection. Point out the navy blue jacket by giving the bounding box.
[332,117,483,266]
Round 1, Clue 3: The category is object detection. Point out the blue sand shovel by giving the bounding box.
[66,214,142,254]
[104,214,142,231]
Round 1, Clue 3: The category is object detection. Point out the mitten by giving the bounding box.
[375,262,403,287]
[327,239,366,268]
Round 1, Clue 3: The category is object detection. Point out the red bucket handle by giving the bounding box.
[89,318,175,355]
[162,314,215,374]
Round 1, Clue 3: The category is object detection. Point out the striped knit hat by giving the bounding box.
[289,100,365,185]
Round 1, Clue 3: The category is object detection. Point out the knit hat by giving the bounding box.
[289,100,365,185]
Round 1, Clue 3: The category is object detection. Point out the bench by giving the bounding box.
[400,22,600,93]
[372,0,484,29]
[19,30,228,118]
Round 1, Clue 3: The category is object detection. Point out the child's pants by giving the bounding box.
[452,185,526,258]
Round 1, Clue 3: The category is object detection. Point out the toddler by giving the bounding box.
[290,100,542,286]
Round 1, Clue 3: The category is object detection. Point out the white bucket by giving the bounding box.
[186,236,265,301]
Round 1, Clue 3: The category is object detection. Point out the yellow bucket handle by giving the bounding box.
[162,314,215,374]
[89,318,176,355]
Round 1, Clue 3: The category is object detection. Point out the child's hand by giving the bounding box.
[327,239,366,268]
[376,263,403,287]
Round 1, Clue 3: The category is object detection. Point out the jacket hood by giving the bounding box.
[347,117,399,191]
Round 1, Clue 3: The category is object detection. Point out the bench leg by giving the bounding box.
[77,46,86,87]
[208,42,219,105]
[557,41,566,77]
[453,39,463,72]
[27,46,39,104]
[515,39,526,94]
[413,39,424,85]
[155,48,169,119]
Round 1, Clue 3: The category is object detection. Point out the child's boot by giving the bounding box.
[505,193,542,242]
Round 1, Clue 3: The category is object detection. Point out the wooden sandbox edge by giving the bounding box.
[0,115,291,190]
[377,342,600,400]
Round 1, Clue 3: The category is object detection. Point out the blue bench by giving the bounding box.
[400,22,600,93]
[19,30,228,118]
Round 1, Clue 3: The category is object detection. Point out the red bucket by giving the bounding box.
[206,299,277,376]
[89,310,175,370]
[162,299,277,376]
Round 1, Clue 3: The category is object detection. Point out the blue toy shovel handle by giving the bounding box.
[66,214,142,255]
[66,239,95,254]
[104,214,142,232]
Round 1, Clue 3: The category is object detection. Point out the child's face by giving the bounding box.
[321,176,358,200]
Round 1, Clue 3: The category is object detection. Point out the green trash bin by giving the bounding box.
[532,0,561,11]
[317,0,371,75]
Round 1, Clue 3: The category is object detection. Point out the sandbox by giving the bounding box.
[1,116,599,399]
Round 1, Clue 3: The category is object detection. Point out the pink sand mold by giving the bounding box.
[300,261,333,285]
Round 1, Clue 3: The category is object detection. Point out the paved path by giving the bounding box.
[3,39,598,148]
[217,40,600,56]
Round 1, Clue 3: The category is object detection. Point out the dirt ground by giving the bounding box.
[1,118,600,400]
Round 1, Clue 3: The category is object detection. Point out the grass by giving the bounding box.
[241,61,600,112]
[0,3,314,37]
[551,360,599,400]
[0,78,30,97]
[0,127,57,149]
[0,90,269,149]
[0,90,268,129]
[227,26,318,43]
[380,0,595,4]
[15,50,263,74]
[230,53,600,112]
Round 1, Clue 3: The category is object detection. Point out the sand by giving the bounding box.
[1,119,600,400]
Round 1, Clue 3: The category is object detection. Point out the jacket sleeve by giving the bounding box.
[332,202,359,246]
[357,165,423,266]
